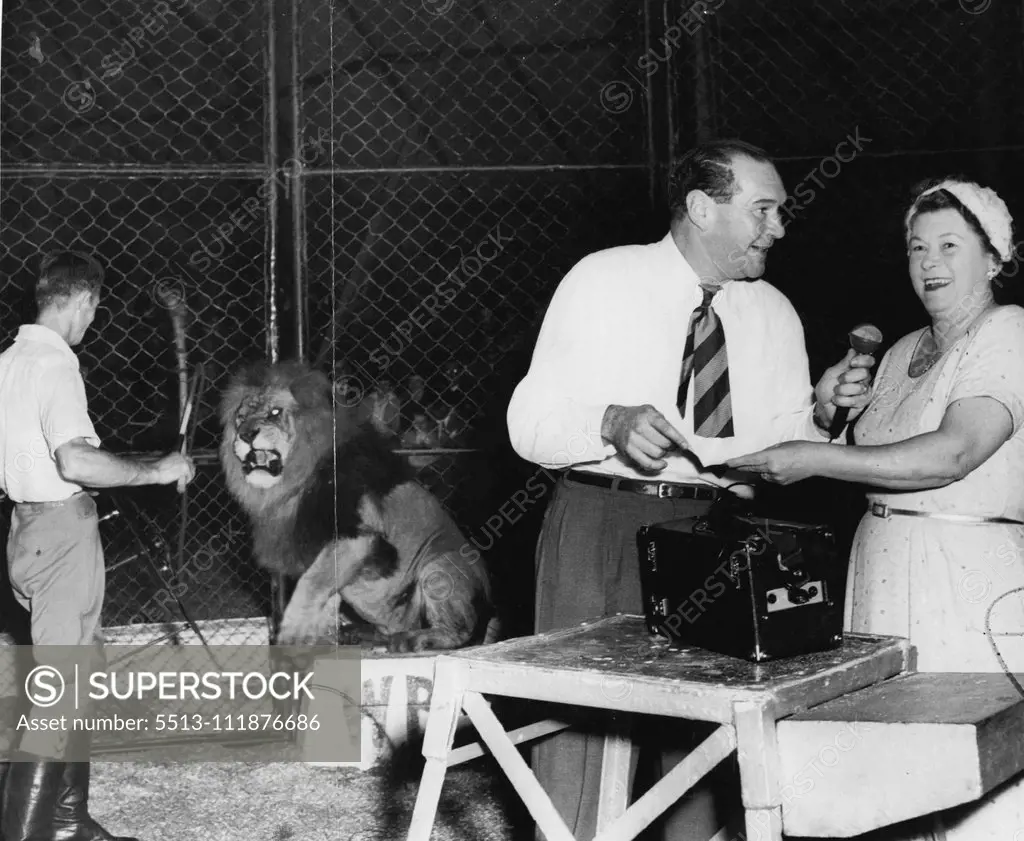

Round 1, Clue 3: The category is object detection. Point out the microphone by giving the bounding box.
[828,323,884,441]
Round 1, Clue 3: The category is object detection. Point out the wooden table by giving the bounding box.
[405,614,913,841]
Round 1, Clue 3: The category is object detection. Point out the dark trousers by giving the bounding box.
[531,474,741,841]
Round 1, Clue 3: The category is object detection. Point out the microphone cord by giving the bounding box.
[984,585,1024,700]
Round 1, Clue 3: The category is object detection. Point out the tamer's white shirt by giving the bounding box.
[506,232,828,487]
[0,325,101,503]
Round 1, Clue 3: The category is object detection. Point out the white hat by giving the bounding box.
[905,179,1014,264]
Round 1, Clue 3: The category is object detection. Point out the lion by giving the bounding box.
[218,360,495,653]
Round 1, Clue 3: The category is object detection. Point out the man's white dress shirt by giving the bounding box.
[0,325,101,503]
[507,232,828,487]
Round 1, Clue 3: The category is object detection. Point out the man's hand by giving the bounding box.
[813,348,876,429]
[601,404,689,472]
[724,441,824,486]
[150,453,196,493]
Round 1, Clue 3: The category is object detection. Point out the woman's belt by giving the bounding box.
[566,469,719,501]
[869,502,1024,526]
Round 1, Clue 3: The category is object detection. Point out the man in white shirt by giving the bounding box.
[0,250,195,841]
[506,140,875,840]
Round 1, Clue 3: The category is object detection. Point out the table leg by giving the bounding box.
[407,658,464,841]
[733,700,783,841]
[591,724,736,841]
[460,690,577,841]
[596,713,632,833]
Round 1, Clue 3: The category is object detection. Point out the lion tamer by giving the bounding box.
[219,360,494,653]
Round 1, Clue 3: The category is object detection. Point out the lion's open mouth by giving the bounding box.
[242,449,283,477]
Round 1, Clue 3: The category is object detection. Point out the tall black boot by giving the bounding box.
[51,761,138,841]
[0,760,9,823]
[52,728,138,841]
[1,752,66,841]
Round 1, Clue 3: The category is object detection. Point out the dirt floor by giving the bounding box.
[89,738,534,841]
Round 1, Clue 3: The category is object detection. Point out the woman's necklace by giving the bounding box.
[908,303,997,379]
[908,331,945,378]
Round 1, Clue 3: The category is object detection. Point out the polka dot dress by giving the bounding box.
[844,306,1024,839]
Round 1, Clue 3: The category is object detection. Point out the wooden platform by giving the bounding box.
[404,616,1024,838]
[405,614,913,841]
[439,613,914,723]
[777,670,1024,837]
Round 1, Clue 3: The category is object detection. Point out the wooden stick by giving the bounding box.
[156,281,190,565]
[446,718,571,767]
[155,280,188,437]
[175,374,198,496]
[177,396,194,455]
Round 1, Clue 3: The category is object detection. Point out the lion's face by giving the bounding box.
[220,361,371,510]
[229,388,301,489]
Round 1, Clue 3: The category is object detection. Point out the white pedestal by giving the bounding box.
[300,651,462,770]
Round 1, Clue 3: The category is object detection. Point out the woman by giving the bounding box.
[727,177,1024,839]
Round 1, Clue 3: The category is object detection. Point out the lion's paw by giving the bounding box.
[276,596,332,646]
[275,619,320,648]
[268,644,317,690]
[336,624,385,648]
[386,631,442,654]
[386,632,418,654]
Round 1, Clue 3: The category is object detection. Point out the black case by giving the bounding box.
[636,505,845,662]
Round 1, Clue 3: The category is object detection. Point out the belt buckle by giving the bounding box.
[871,502,891,519]
[657,483,674,499]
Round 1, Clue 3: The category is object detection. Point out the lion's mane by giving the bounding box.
[218,360,411,578]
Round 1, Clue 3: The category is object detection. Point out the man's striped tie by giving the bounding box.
[677,284,734,438]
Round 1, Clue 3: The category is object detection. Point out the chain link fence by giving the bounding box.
[1,0,1021,700]
[683,0,1021,158]
[291,0,660,625]
[658,0,1024,553]
[666,0,1024,373]
[1,0,266,166]
[0,0,661,654]
[0,0,278,657]
[0,181,275,639]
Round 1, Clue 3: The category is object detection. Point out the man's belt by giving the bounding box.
[870,502,1024,526]
[567,470,719,501]
[14,492,88,508]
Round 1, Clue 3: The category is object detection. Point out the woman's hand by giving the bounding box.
[724,441,824,485]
